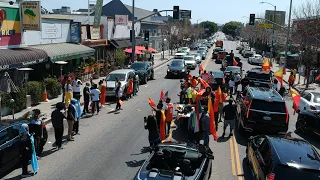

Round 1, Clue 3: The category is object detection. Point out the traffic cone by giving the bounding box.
[43,88,49,102]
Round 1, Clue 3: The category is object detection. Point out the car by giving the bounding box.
[198,46,207,52]
[181,47,190,54]
[167,59,187,78]
[183,56,197,70]
[248,54,263,65]
[212,47,223,59]
[197,50,207,60]
[105,69,136,96]
[216,51,228,63]
[246,135,320,180]
[191,53,201,64]
[298,91,320,113]
[223,66,242,76]
[0,120,48,176]
[245,68,272,88]
[236,46,242,50]
[243,51,254,58]
[130,62,154,84]
[189,44,198,50]
[215,40,223,48]
[236,86,289,134]
[211,71,225,91]
[174,52,186,59]
[205,43,211,48]
[296,110,320,136]
[133,142,214,180]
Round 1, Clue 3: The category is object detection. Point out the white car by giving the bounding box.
[191,53,201,64]
[299,91,320,113]
[248,54,263,65]
[174,52,186,59]
[105,69,136,97]
[183,56,197,70]
[181,47,190,54]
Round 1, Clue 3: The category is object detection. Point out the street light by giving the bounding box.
[55,61,68,94]
[260,1,277,58]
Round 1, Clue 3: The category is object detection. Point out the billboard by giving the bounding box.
[265,10,286,26]
[21,1,41,31]
[0,5,21,48]
[115,15,128,25]
[70,22,81,43]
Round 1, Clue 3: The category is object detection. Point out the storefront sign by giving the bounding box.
[115,15,128,25]
[0,58,46,70]
[21,1,41,31]
[0,6,21,48]
[70,22,81,43]
[41,23,62,39]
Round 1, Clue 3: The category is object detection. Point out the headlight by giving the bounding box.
[181,69,185,72]
[167,69,170,72]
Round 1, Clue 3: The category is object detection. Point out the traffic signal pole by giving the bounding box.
[284,0,293,69]
[131,0,135,64]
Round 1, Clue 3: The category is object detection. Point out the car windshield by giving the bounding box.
[177,50,185,53]
[199,47,206,50]
[312,92,320,103]
[226,67,240,72]
[106,73,126,81]
[184,56,194,60]
[247,72,271,81]
[251,100,286,113]
[171,61,184,66]
[213,72,224,78]
[130,63,146,70]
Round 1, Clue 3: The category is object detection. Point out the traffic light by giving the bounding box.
[249,14,255,25]
[173,6,179,20]
[144,30,149,41]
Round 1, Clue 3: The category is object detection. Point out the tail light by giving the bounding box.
[266,173,275,180]
[285,104,289,123]
[246,101,252,118]
[310,106,316,110]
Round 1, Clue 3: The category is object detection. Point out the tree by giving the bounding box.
[199,21,218,37]
[222,21,244,37]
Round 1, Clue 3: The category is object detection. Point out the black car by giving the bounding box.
[212,47,222,60]
[296,110,320,136]
[134,142,213,180]
[211,71,225,91]
[246,135,320,180]
[167,59,187,78]
[245,68,272,88]
[131,62,154,84]
[0,121,48,176]
[236,86,289,134]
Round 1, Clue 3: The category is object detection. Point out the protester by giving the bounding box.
[209,71,215,89]
[164,98,173,136]
[83,82,91,115]
[202,86,215,106]
[234,73,241,92]
[201,106,210,147]
[115,82,123,110]
[185,82,193,104]
[51,102,66,149]
[90,84,101,115]
[145,115,161,147]
[150,102,166,140]
[228,77,235,96]
[133,72,139,96]
[241,76,250,91]
[67,100,76,141]
[99,80,106,106]
[229,50,234,58]
[72,96,82,135]
[72,76,82,98]
[29,109,44,155]
[65,78,73,107]
[288,72,296,88]
[19,123,33,177]
[222,99,236,137]
[127,76,134,99]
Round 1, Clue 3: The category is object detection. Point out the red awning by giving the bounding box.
[148,47,158,53]
[136,46,158,53]
[123,48,143,55]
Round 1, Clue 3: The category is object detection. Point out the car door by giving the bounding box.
[300,92,312,111]
[4,126,21,166]
[0,127,17,172]
[256,140,273,180]
[0,128,10,172]
[248,136,266,180]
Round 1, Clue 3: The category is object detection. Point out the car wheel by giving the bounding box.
[144,76,148,84]
[296,118,307,134]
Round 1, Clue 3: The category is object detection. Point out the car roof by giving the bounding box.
[226,66,240,69]
[109,69,134,74]
[267,136,320,170]
[248,87,284,102]
[247,68,270,74]
[212,71,224,78]
[0,120,29,131]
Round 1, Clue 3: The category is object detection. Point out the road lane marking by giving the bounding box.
[233,136,244,180]
[229,138,236,176]
[203,47,214,69]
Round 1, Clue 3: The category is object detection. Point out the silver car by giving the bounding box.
[299,91,320,113]
[183,56,197,70]
[191,53,201,64]
[105,69,136,97]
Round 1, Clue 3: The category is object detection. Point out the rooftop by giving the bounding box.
[123,4,163,24]
[248,87,284,102]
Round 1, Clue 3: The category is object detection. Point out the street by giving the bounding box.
[2,32,320,180]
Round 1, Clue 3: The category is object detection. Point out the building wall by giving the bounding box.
[23,18,71,46]
[141,23,162,51]
[105,19,141,39]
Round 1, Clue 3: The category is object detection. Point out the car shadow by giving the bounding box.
[125,160,145,168]
[2,174,23,180]
[242,158,254,180]
[295,131,320,150]
[131,146,151,155]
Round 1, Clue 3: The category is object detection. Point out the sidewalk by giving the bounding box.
[271,63,320,92]
[1,56,173,123]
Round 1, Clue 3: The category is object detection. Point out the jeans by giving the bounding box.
[67,120,74,140]
[91,101,100,113]
[83,100,89,114]
[54,127,63,148]
[203,131,209,146]
[73,121,79,134]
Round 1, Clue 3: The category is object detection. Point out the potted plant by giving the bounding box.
[92,64,100,79]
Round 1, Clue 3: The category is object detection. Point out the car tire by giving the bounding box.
[151,72,154,80]
[295,118,307,134]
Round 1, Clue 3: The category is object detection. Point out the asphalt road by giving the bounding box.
[2,32,320,180]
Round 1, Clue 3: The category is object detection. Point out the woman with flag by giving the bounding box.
[150,102,166,141]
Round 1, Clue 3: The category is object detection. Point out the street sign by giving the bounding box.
[258,23,274,29]
[180,10,191,19]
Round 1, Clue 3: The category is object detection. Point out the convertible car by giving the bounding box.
[134,142,214,180]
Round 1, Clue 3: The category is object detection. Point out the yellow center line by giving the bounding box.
[233,136,244,180]
[229,138,236,176]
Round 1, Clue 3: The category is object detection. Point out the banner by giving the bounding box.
[0,6,22,48]
[70,22,81,43]
[21,1,41,31]
[93,0,103,28]
[115,15,128,25]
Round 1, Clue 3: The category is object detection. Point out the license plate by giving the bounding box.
[263,116,271,121]
[174,73,177,75]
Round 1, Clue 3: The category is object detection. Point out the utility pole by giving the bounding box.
[131,0,135,64]
[272,6,276,58]
[285,0,293,69]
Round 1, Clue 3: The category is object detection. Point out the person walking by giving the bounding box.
[67,100,76,141]
[209,71,215,90]
[222,99,237,137]
[90,84,101,115]
[72,96,82,135]
[65,78,73,107]
[288,72,296,88]
[29,109,44,156]
[150,102,166,141]
[99,80,106,107]
[51,102,66,149]
[201,106,210,147]
[115,82,123,110]
[228,77,235,96]
[234,73,241,92]
[127,76,134,99]
[19,123,33,177]
[83,83,91,115]
[145,115,161,147]
[72,76,82,98]
[164,98,173,136]
[61,75,68,102]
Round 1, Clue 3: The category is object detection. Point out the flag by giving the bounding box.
[290,87,301,114]
[233,59,238,66]
[198,77,209,89]
[160,89,165,100]
[30,136,39,174]
[199,64,204,72]
[195,97,203,132]
[148,97,157,107]
[188,74,193,79]
[316,74,320,81]
[160,110,166,140]
[274,66,284,87]
[262,58,270,71]
[208,96,218,141]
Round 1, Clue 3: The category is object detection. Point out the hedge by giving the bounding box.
[1,87,27,113]
[26,81,43,106]
[43,77,61,99]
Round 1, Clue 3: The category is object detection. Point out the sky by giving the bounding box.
[40,0,306,24]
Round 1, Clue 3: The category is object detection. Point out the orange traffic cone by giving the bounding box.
[43,88,49,102]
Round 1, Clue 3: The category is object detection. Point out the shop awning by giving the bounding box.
[110,39,131,49]
[32,43,95,62]
[0,48,48,70]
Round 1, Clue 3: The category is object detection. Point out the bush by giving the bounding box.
[43,78,61,99]
[26,81,42,106]
[115,50,126,66]
[1,87,27,113]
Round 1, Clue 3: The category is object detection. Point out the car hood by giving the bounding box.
[135,69,147,74]
[168,66,184,71]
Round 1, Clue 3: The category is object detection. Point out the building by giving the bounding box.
[52,6,71,14]
[98,0,164,51]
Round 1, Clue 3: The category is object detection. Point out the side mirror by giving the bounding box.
[167,64,169,66]
[243,100,250,105]
[180,80,183,83]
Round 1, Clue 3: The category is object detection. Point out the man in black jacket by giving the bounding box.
[51,102,66,149]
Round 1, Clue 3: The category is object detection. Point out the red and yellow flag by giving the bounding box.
[233,59,238,66]
[198,77,209,89]
[160,110,166,140]
[199,64,204,72]
[290,87,301,113]
[274,66,284,87]
[148,97,157,107]
[262,58,270,71]
[316,74,320,81]
[208,96,218,141]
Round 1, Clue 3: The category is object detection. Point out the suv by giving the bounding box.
[246,135,320,180]
[245,68,272,88]
[236,87,289,134]
[296,110,320,136]
[130,62,154,84]
[105,69,136,96]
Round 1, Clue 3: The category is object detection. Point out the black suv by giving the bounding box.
[245,68,272,88]
[236,87,289,134]
[296,110,320,136]
[246,135,320,180]
[130,62,154,84]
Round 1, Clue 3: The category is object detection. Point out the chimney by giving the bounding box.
[153,9,158,13]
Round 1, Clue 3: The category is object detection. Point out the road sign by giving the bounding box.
[180,10,191,19]
[258,23,274,29]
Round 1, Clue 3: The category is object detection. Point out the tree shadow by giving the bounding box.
[125,160,145,168]
[131,147,151,155]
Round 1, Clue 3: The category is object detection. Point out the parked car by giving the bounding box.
[105,69,136,96]
[181,47,190,54]
[133,142,214,180]
[245,68,272,88]
[298,91,320,113]
[237,86,289,134]
[248,54,263,65]
[246,135,320,180]
[130,62,154,84]
[189,44,198,50]
[212,47,223,59]
[243,51,254,58]
[183,56,197,70]
[296,110,320,136]
[0,121,48,176]
[191,53,201,64]
[167,59,187,78]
